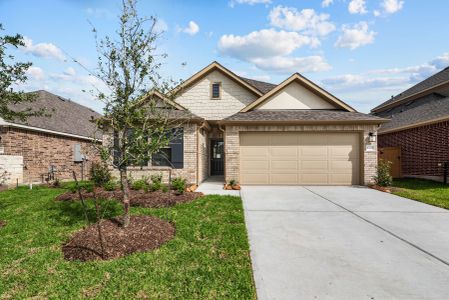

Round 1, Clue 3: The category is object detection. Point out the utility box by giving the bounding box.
[73,144,84,162]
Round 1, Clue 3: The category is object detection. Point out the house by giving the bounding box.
[115,61,387,186]
[371,67,449,182]
[0,90,101,185]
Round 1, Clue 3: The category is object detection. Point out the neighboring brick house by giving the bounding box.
[0,90,101,184]
[371,67,449,182]
[108,61,387,186]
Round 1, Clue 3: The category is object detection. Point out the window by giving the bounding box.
[151,127,184,169]
[152,147,172,167]
[211,82,221,99]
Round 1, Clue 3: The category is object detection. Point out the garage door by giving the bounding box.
[240,132,360,185]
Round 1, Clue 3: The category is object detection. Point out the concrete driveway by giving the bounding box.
[242,186,449,300]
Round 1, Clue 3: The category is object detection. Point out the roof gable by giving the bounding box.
[241,73,355,112]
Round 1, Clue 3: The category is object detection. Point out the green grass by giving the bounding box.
[392,178,449,209]
[0,186,255,299]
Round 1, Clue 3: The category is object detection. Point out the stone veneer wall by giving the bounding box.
[106,123,199,184]
[0,155,23,185]
[224,124,379,185]
[0,126,98,183]
[175,70,258,120]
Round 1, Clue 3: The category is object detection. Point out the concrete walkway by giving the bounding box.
[197,176,240,196]
[242,186,449,300]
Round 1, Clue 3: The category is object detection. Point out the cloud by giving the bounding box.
[229,0,271,7]
[218,29,319,60]
[26,66,45,80]
[381,0,404,14]
[335,22,376,50]
[321,0,334,8]
[268,6,335,36]
[178,21,199,35]
[348,0,367,14]
[20,37,66,61]
[86,7,114,19]
[429,52,449,69]
[252,56,331,73]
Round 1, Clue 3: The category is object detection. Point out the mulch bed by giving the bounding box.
[0,220,6,228]
[55,188,203,208]
[62,215,175,261]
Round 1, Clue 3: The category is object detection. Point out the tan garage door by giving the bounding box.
[240,132,360,185]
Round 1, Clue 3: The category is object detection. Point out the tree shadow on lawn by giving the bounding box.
[50,198,123,227]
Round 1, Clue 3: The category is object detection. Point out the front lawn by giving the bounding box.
[392,178,449,209]
[0,186,255,299]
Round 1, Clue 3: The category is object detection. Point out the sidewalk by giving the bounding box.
[197,176,240,196]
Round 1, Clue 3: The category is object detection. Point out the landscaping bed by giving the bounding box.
[0,186,255,298]
[62,215,175,261]
[55,187,203,208]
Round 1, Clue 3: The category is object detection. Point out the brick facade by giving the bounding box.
[0,126,98,183]
[224,124,379,185]
[378,121,449,177]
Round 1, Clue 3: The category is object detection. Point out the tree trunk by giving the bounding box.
[120,168,131,227]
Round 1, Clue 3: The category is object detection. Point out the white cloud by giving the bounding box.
[335,22,376,50]
[348,0,367,14]
[178,21,199,36]
[381,0,404,14]
[373,10,381,17]
[20,37,66,61]
[218,29,319,60]
[252,56,331,73]
[429,52,449,69]
[268,6,335,36]
[229,0,271,7]
[26,66,45,80]
[321,0,334,8]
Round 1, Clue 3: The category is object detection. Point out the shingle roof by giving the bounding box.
[372,66,449,112]
[238,76,277,94]
[223,109,387,123]
[7,90,102,139]
[377,95,449,133]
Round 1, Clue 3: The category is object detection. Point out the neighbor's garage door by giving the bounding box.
[240,132,360,185]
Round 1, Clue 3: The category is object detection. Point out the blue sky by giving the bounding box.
[2,0,449,113]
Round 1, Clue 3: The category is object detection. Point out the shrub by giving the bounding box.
[229,179,237,186]
[161,184,169,193]
[90,162,112,186]
[149,173,163,191]
[171,177,186,194]
[373,159,393,187]
[131,176,150,191]
[103,180,117,191]
[65,181,94,193]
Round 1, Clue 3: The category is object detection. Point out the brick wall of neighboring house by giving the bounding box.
[224,124,379,185]
[378,121,449,177]
[0,126,99,183]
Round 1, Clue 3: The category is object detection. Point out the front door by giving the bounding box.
[210,139,224,175]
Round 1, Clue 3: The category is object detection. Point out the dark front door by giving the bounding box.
[210,139,224,175]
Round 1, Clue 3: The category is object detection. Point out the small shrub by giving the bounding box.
[161,184,169,193]
[149,174,163,192]
[150,182,162,192]
[229,179,237,186]
[90,162,112,186]
[171,177,186,194]
[103,180,117,191]
[131,176,150,191]
[373,159,393,187]
[65,181,94,193]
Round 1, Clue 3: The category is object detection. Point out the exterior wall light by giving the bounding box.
[368,132,376,143]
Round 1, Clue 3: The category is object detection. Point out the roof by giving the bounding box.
[372,66,449,112]
[377,95,449,133]
[238,76,277,94]
[5,90,102,139]
[240,73,356,113]
[223,109,388,124]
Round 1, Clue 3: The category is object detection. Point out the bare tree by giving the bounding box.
[89,0,187,227]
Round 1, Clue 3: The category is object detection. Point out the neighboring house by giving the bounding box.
[114,61,387,186]
[0,90,101,184]
[371,66,449,182]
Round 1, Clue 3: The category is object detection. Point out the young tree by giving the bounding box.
[0,24,44,121]
[90,0,187,227]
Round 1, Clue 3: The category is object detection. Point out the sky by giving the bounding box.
[1,0,449,113]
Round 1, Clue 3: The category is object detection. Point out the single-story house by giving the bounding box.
[371,66,449,182]
[0,90,101,184]
[113,61,387,186]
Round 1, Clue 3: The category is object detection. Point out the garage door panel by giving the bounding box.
[271,174,298,184]
[239,132,360,185]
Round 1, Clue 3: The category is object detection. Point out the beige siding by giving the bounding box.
[225,124,379,185]
[257,82,337,110]
[175,70,258,120]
